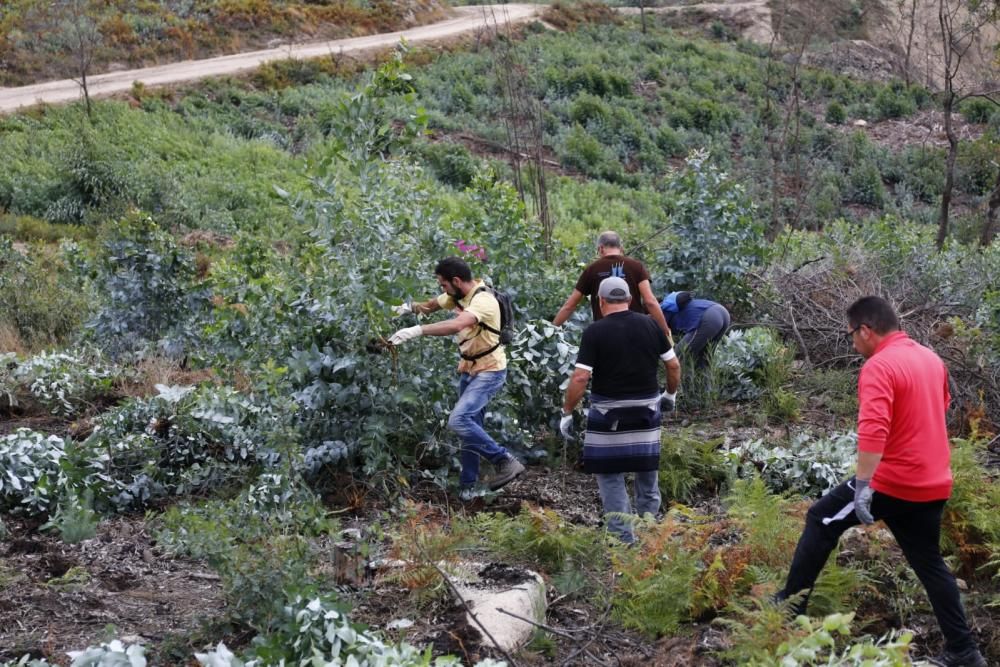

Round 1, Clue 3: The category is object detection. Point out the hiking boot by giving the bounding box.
[928,647,988,667]
[488,455,524,491]
[458,486,482,502]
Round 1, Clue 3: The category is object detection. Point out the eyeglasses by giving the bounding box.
[843,324,863,341]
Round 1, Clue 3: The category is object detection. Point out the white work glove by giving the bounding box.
[391,302,413,316]
[853,477,875,525]
[659,390,676,414]
[559,412,574,440]
[388,325,422,346]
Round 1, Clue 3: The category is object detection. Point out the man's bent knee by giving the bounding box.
[448,411,475,436]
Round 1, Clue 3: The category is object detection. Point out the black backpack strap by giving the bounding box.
[457,286,503,364]
[457,286,502,335]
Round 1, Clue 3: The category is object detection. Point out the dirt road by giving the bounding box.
[0,4,540,114]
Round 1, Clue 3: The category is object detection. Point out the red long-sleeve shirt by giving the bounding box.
[857,331,953,502]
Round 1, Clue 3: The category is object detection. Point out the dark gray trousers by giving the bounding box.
[680,303,731,365]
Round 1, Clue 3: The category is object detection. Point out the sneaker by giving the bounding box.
[488,455,525,491]
[928,647,988,667]
[458,486,481,502]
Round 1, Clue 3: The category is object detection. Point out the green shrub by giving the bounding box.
[658,429,727,502]
[723,431,857,496]
[0,429,68,515]
[414,140,479,188]
[897,145,946,203]
[569,92,612,125]
[0,239,90,351]
[956,133,999,196]
[710,327,791,402]
[845,160,886,208]
[560,124,623,180]
[874,87,916,120]
[960,97,996,124]
[655,124,686,157]
[14,348,115,417]
[560,63,631,98]
[45,132,138,226]
[469,506,605,574]
[612,523,701,637]
[654,150,767,313]
[825,101,847,125]
[718,610,912,666]
[84,214,207,358]
[155,487,335,628]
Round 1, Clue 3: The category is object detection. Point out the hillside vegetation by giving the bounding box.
[1,4,999,665]
[0,0,448,87]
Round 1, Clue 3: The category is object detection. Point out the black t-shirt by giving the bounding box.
[576,310,671,397]
[574,255,651,321]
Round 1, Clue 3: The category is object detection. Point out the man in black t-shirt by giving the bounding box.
[552,231,671,337]
[559,277,681,543]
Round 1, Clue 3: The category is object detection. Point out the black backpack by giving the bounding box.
[458,285,515,363]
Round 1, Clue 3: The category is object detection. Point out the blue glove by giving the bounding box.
[854,478,875,525]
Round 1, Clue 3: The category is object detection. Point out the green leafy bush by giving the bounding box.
[825,101,847,125]
[874,87,916,120]
[718,610,911,666]
[470,505,605,574]
[710,327,791,402]
[194,596,504,667]
[658,429,727,502]
[0,238,90,350]
[505,319,579,439]
[14,348,115,417]
[560,124,623,180]
[845,160,886,208]
[960,97,996,124]
[723,431,857,496]
[83,215,208,358]
[413,140,479,188]
[0,429,67,515]
[569,92,612,125]
[85,384,289,509]
[612,522,701,637]
[956,133,999,196]
[654,150,767,313]
[45,133,137,225]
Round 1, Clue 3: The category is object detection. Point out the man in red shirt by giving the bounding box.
[777,297,985,667]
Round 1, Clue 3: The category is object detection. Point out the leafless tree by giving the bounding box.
[934,0,1000,249]
[761,0,826,237]
[879,0,920,83]
[981,170,1000,245]
[481,5,554,258]
[50,0,103,119]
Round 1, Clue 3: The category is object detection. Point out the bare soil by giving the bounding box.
[0,516,227,665]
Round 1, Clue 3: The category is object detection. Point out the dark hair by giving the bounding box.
[675,291,692,309]
[846,296,899,334]
[434,256,473,282]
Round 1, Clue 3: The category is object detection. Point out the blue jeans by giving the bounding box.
[450,370,508,487]
[595,471,661,543]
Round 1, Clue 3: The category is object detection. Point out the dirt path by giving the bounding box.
[0,4,541,115]
[623,0,773,43]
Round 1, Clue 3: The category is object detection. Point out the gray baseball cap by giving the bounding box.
[598,276,631,302]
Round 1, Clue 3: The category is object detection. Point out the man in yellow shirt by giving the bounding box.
[389,257,524,495]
